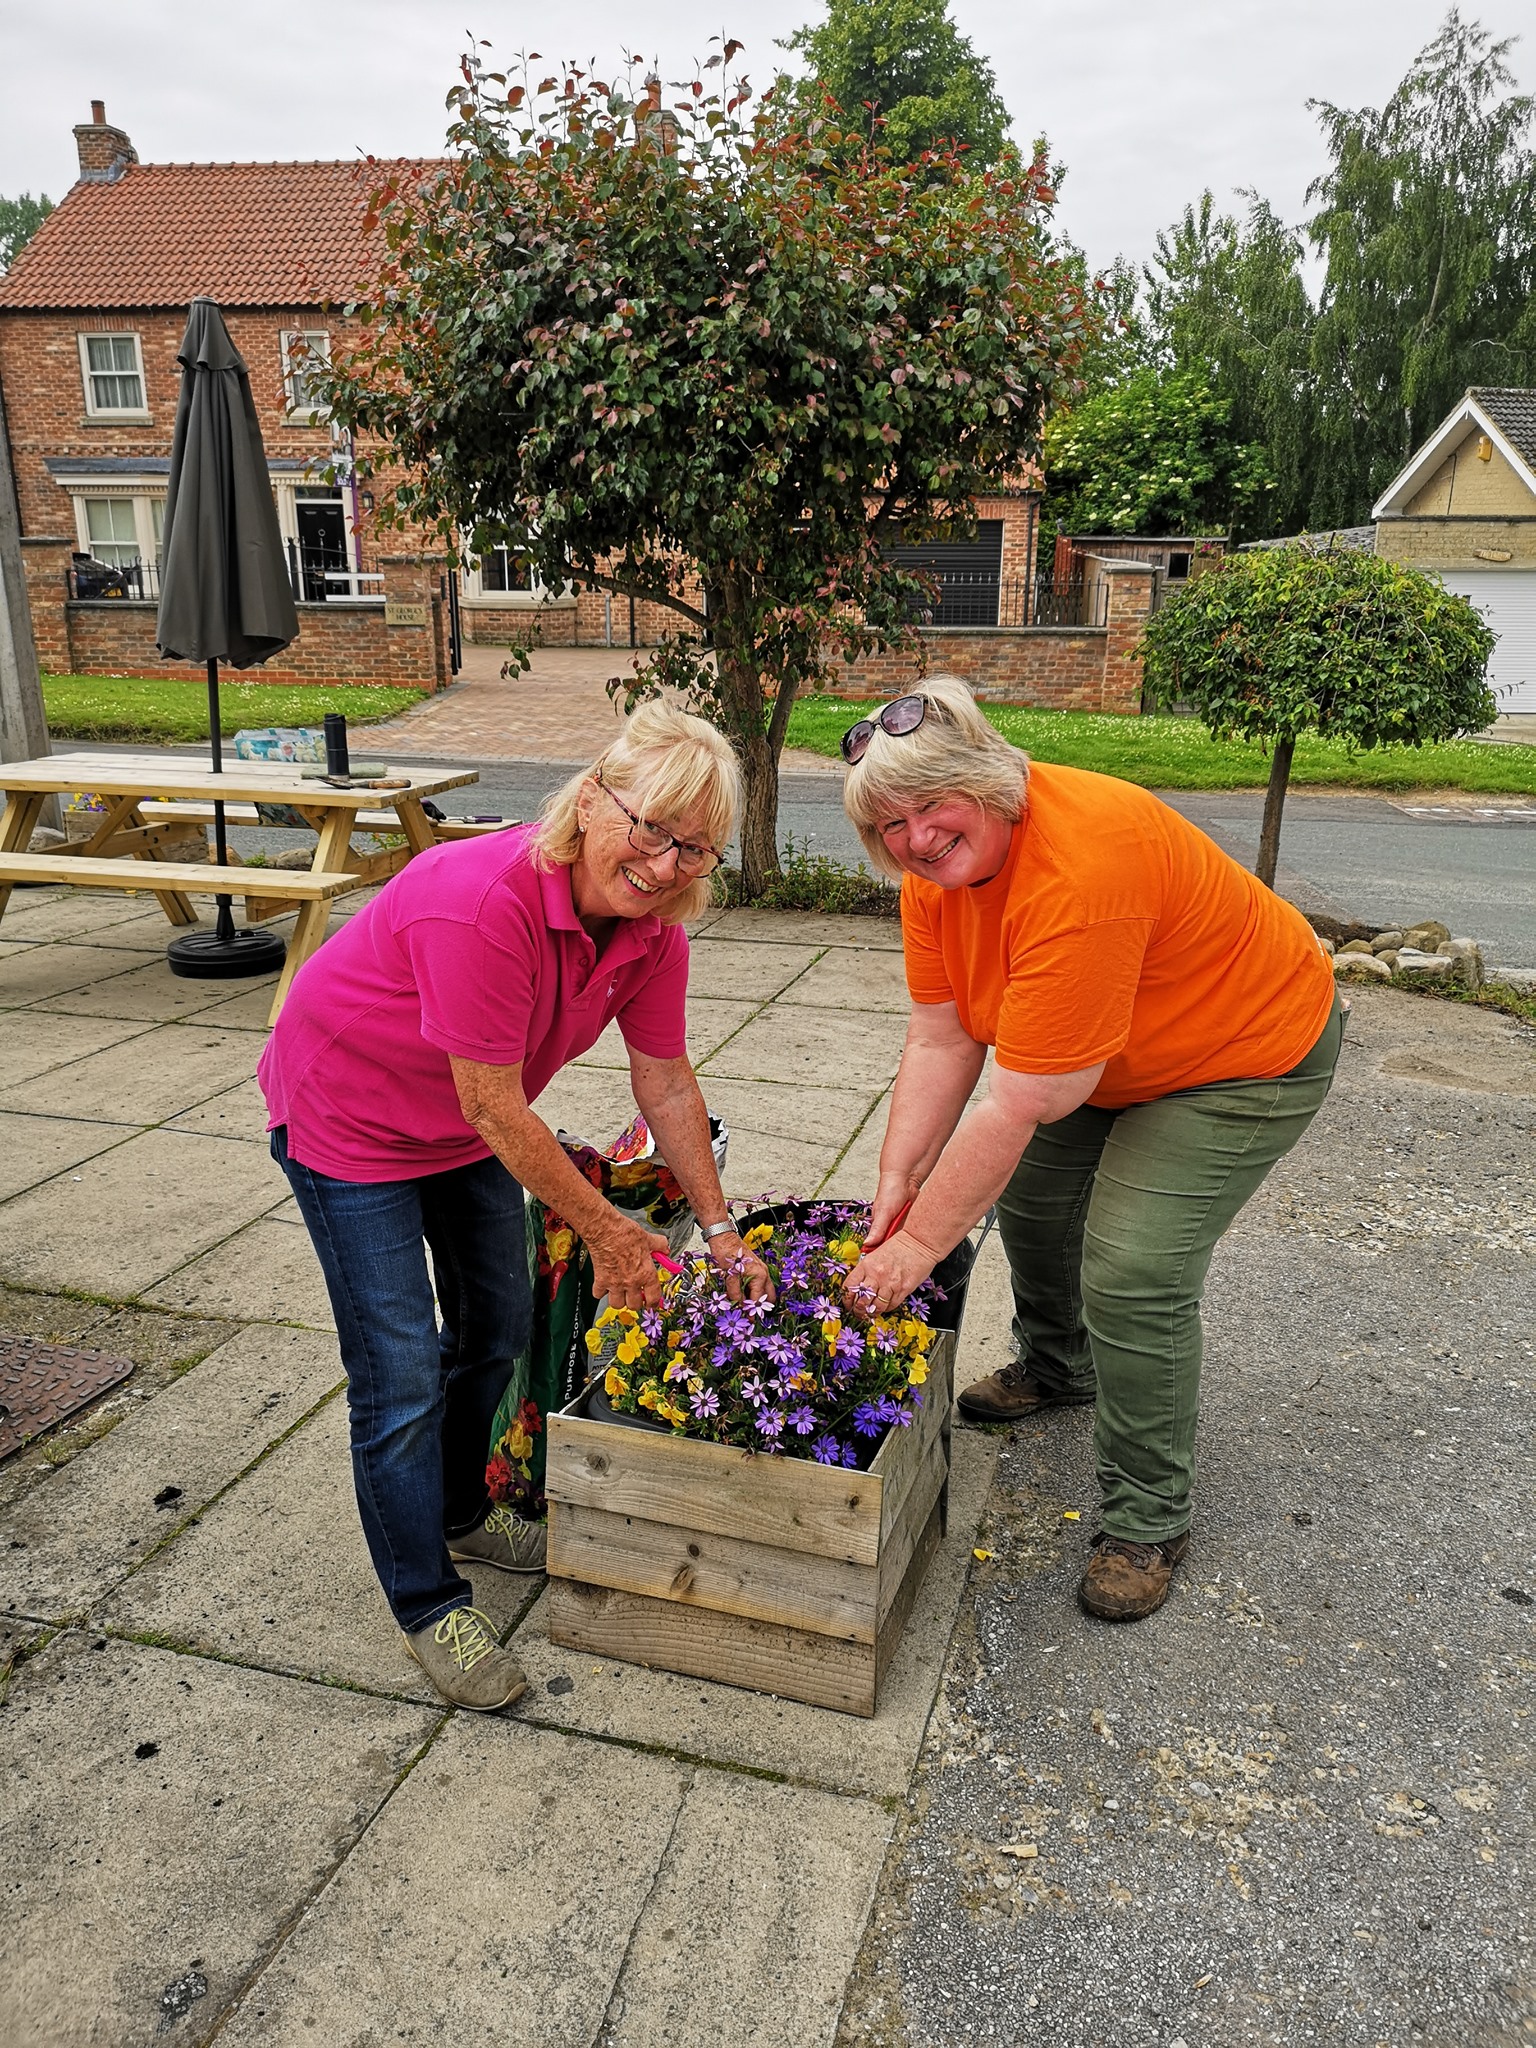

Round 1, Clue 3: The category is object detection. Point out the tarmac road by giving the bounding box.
[52,744,1536,971]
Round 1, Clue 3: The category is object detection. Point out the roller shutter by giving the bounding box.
[1437,570,1536,713]
[886,521,1004,625]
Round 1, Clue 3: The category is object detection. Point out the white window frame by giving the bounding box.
[69,488,167,578]
[78,331,150,420]
[281,329,332,422]
[461,540,568,606]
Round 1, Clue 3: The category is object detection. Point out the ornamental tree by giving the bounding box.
[324,47,1091,892]
[1141,546,1496,887]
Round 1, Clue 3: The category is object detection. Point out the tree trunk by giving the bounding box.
[737,720,781,899]
[1255,737,1294,889]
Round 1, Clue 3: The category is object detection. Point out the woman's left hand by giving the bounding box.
[706,1230,774,1303]
[843,1231,938,1317]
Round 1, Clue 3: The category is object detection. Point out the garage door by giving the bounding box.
[1437,570,1536,714]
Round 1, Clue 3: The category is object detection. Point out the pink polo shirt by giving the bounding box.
[257,825,689,1181]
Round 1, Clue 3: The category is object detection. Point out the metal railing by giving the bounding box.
[67,553,162,601]
[66,549,386,607]
[897,572,1110,630]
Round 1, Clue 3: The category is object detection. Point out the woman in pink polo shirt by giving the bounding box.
[258,703,762,1711]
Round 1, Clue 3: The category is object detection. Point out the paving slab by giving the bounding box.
[705,909,903,951]
[0,1021,261,1124]
[141,1215,335,1328]
[0,942,146,1004]
[0,1128,282,1297]
[576,998,761,1072]
[0,936,34,958]
[0,1325,342,1619]
[39,955,254,1023]
[536,1063,650,1148]
[602,1773,893,2048]
[55,906,219,954]
[686,938,823,1001]
[0,1632,435,2048]
[103,1395,537,1701]
[216,1719,686,2048]
[815,1090,890,1202]
[701,1005,910,1092]
[723,1127,849,1200]
[692,1073,879,1147]
[183,977,282,1030]
[513,1429,998,1799]
[0,1011,153,1091]
[781,946,912,1013]
[0,889,151,941]
[0,1111,140,1203]
[165,1075,272,1141]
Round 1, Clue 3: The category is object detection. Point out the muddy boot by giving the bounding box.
[1077,1531,1190,1622]
[957,1360,1096,1424]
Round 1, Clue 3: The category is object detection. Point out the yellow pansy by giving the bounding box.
[595,1307,619,1331]
[744,1222,773,1249]
[584,1328,604,1355]
[604,1367,630,1399]
[616,1308,639,1328]
[637,1382,661,1410]
[906,1358,928,1387]
[616,1330,645,1366]
[667,1329,685,1349]
[826,1236,862,1265]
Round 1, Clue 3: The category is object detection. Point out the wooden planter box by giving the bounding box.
[544,1330,954,1717]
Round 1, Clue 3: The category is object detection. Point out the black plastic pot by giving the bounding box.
[585,1378,673,1432]
[735,1199,978,1339]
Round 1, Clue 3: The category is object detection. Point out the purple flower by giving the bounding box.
[689,1386,720,1418]
[811,1433,842,1464]
[853,1402,884,1438]
[664,1358,691,1383]
[640,1308,664,1341]
[786,1403,817,1435]
[741,1377,767,1408]
[756,1409,785,1439]
[710,1342,733,1371]
[833,1328,863,1367]
[840,1445,859,1467]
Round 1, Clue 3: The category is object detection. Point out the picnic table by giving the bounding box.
[0,752,481,1022]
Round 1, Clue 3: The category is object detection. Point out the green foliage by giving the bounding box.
[1305,11,1536,523]
[1141,547,1498,750]
[1140,194,1316,537]
[785,694,1536,792]
[1042,368,1272,542]
[780,0,1012,164]
[325,45,1090,890]
[41,675,426,744]
[0,192,54,273]
[716,836,899,915]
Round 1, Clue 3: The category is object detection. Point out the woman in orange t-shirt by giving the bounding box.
[840,677,1342,1623]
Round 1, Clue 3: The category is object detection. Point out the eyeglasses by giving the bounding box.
[840,694,929,764]
[596,774,724,877]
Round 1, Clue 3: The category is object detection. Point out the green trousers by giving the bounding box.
[994,997,1343,1543]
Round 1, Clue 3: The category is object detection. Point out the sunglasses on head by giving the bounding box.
[839,694,929,764]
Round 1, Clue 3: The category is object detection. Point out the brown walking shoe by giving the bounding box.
[956,1360,1097,1424]
[1078,1530,1190,1622]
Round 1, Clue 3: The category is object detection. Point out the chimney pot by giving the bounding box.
[91,99,105,124]
[74,105,137,182]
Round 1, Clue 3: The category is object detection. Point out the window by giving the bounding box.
[83,497,140,568]
[478,545,536,593]
[281,330,332,418]
[78,332,147,416]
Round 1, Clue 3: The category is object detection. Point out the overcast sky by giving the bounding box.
[2,0,1530,276]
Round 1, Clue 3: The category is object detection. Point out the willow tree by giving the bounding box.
[325,47,1089,891]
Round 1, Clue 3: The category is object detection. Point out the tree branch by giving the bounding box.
[553,558,710,632]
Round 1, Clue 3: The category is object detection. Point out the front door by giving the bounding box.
[295,495,349,601]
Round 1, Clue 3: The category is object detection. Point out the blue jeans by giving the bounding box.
[272,1127,532,1633]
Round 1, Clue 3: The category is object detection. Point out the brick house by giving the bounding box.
[0,104,1155,710]
[0,105,454,689]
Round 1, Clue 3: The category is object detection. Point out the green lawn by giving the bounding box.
[41,675,429,745]
[786,696,1536,795]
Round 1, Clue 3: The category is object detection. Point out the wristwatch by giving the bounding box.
[700,1219,739,1242]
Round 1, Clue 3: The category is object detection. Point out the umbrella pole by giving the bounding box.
[166,655,286,980]
[208,657,236,945]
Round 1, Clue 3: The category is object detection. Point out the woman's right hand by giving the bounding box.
[589,1217,674,1311]
[867,1169,921,1250]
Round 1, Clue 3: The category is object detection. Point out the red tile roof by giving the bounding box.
[0,158,439,312]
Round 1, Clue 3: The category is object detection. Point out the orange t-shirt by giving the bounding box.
[901,762,1336,1109]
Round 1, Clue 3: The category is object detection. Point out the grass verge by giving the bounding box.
[42,675,429,744]
[786,696,1536,795]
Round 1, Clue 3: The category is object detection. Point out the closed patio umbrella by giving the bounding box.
[156,296,300,977]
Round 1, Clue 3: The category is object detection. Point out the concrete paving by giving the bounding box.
[0,886,1532,2046]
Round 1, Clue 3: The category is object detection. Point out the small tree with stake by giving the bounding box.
[1140,545,1497,887]
[323,45,1089,894]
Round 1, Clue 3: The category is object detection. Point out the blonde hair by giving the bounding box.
[534,698,742,923]
[842,676,1029,878]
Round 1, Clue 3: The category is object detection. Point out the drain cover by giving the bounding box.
[0,1335,134,1460]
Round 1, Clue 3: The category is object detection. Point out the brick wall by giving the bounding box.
[1375,517,1536,571]
[461,601,577,648]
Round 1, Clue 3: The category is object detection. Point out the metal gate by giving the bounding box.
[446,568,463,675]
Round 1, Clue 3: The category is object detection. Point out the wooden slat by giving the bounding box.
[873,1497,943,1695]
[545,1411,884,1567]
[874,1435,947,1633]
[547,1500,879,1643]
[0,853,363,899]
[138,801,510,838]
[2,757,476,807]
[871,1330,954,1547]
[546,1579,879,1716]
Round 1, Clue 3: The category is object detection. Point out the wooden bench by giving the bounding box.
[134,801,515,840]
[0,852,365,1023]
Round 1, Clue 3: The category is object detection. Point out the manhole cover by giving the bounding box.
[0,1335,134,1460]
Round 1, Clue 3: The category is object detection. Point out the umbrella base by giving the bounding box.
[166,927,287,980]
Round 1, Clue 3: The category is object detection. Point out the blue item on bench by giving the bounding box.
[233,728,324,827]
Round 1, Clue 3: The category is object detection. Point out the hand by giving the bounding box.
[867,1169,920,1250]
[589,1218,673,1311]
[842,1230,937,1317]
[705,1229,775,1304]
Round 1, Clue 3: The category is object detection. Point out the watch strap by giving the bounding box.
[700,1219,739,1242]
